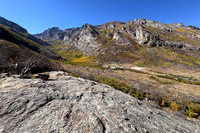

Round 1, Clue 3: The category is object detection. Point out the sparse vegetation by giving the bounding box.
[149,75,159,81]
[171,102,179,111]
[158,80,172,84]
[157,74,200,85]
[185,103,200,118]
[145,26,200,46]
[62,64,200,119]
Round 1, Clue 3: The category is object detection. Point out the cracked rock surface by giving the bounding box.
[0,71,199,133]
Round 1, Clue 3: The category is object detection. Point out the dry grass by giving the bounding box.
[61,63,200,118]
[62,63,200,99]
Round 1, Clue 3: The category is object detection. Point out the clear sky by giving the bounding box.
[0,0,199,34]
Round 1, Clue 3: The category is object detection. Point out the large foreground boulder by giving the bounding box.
[0,71,199,132]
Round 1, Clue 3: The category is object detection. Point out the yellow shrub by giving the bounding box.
[171,102,178,111]
[72,56,91,63]
[186,103,200,118]
[161,99,166,106]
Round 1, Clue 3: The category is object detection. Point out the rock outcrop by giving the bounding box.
[34,27,63,41]
[134,19,171,31]
[0,71,199,132]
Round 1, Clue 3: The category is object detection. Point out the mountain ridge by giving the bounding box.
[34,18,200,67]
[35,19,200,52]
[0,16,28,33]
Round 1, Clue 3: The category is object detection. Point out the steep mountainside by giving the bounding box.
[35,19,200,67]
[0,17,61,74]
[0,71,199,132]
[0,16,50,46]
[0,16,27,33]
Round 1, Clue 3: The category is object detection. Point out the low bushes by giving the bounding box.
[149,76,172,84]
[171,102,179,111]
[96,76,200,118]
[185,103,200,118]
[65,66,200,119]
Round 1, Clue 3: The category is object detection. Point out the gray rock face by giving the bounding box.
[34,27,63,40]
[0,71,199,132]
[134,19,192,30]
[34,18,200,56]
[113,31,132,46]
[36,24,101,54]
[134,19,171,31]
[134,25,162,46]
[73,24,101,54]
[96,21,125,29]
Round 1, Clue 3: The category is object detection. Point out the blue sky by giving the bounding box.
[0,0,199,34]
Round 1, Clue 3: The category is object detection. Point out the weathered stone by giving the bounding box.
[0,73,10,78]
[0,71,199,132]
[37,73,50,80]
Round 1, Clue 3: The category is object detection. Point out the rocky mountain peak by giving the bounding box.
[34,27,63,40]
[44,27,62,34]
[134,19,170,30]
[81,23,94,29]
[126,20,134,24]
[97,21,125,29]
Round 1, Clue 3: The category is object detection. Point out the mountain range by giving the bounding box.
[0,16,200,132]
[34,19,200,67]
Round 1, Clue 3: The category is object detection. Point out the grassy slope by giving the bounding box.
[0,24,57,57]
[49,44,98,67]
[0,24,62,74]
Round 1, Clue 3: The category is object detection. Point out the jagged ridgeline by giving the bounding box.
[0,16,62,74]
[35,19,200,67]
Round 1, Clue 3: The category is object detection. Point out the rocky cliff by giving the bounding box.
[35,19,200,54]
[0,71,199,132]
[34,19,200,66]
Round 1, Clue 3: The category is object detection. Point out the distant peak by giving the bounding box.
[81,23,94,29]
[134,19,160,25]
[134,18,186,29]
[83,23,92,26]
[97,21,125,29]
[47,27,62,31]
